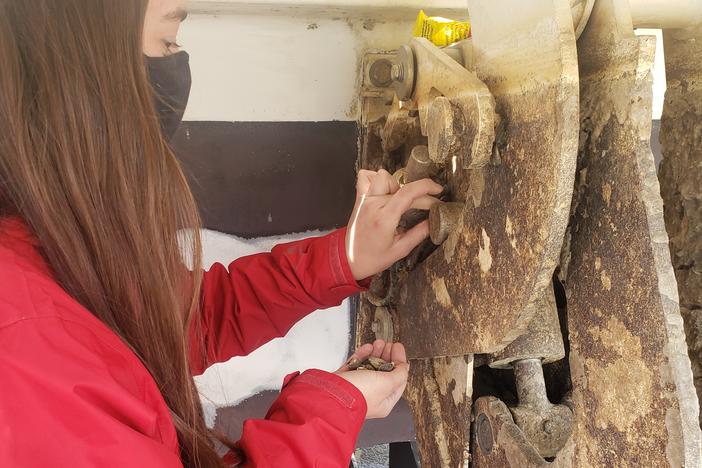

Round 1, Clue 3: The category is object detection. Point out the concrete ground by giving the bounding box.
[354,444,389,468]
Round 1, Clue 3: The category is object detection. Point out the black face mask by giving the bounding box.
[145,51,192,141]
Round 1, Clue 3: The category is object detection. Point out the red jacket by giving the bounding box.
[0,217,368,467]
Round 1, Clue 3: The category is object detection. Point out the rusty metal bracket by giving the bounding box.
[489,285,565,369]
[357,0,579,360]
[402,38,496,170]
[354,0,702,466]
[472,396,555,467]
[659,26,702,428]
[510,359,573,458]
[555,0,702,465]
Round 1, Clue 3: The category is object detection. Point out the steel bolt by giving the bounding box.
[405,145,436,183]
[391,63,404,82]
[429,202,463,245]
[476,413,494,454]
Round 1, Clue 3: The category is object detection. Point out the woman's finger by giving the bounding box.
[381,342,393,362]
[337,343,374,371]
[371,339,386,358]
[390,342,408,365]
[410,194,441,211]
[383,179,443,222]
[356,170,377,197]
[367,169,400,196]
[361,194,393,207]
[391,220,430,258]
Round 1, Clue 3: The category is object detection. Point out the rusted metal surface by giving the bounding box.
[355,5,578,468]
[472,396,552,468]
[382,98,420,153]
[359,3,702,467]
[398,208,429,233]
[356,3,580,467]
[370,306,394,342]
[490,285,565,368]
[410,37,496,170]
[510,359,573,458]
[556,1,702,465]
[659,26,702,427]
[404,355,474,468]
[426,95,470,165]
[365,0,579,359]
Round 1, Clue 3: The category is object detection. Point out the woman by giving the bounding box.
[0,0,442,466]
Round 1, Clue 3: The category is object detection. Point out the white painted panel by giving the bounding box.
[635,29,666,120]
[181,15,356,121]
[192,229,351,427]
[187,0,469,20]
[180,14,415,122]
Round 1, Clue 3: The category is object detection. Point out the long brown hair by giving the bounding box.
[0,1,225,466]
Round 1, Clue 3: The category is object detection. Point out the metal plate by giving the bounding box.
[358,0,579,359]
[659,26,702,427]
[404,356,474,467]
[556,0,701,465]
[472,397,551,468]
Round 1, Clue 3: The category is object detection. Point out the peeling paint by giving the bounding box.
[506,215,517,250]
[404,357,472,468]
[587,318,653,434]
[469,168,486,208]
[443,210,464,263]
[424,374,453,465]
[433,357,469,406]
[600,269,612,290]
[432,277,453,308]
[602,182,612,206]
[478,228,493,273]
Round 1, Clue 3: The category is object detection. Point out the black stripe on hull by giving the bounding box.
[173,121,358,238]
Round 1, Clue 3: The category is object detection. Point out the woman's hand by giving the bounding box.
[345,169,442,281]
[335,340,409,419]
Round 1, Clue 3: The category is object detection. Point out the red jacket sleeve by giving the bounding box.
[189,228,366,375]
[0,317,182,468]
[237,369,367,467]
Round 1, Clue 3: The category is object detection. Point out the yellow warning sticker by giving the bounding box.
[412,10,471,47]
